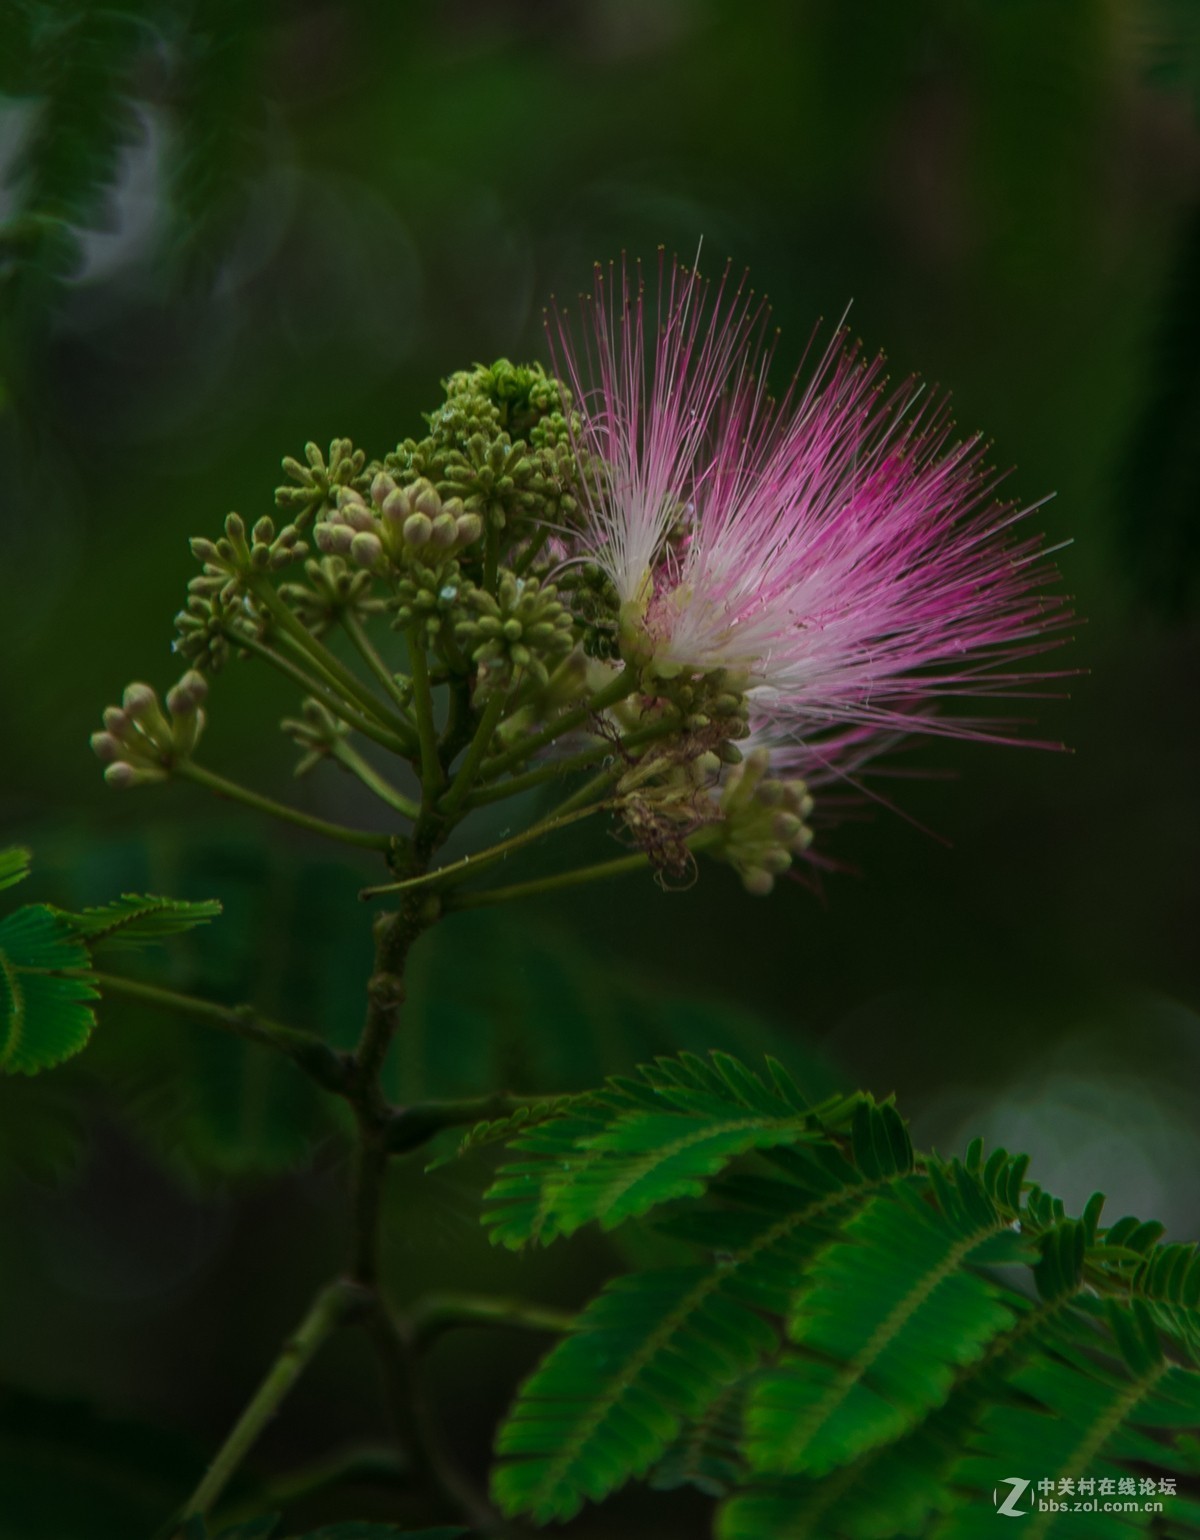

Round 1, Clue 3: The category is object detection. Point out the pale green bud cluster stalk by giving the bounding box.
[91,672,208,786]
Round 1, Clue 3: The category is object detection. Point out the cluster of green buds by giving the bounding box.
[274,438,367,526]
[644,666,751,753]
[189,512,308,592]
[93,355,829,908]
[711,747,815,894]
[277,556,380,637]
[315,477,483,574]
[383,361,581,543]
[90,673,208,787]
[175,513,308,670]
[456,573,575,692]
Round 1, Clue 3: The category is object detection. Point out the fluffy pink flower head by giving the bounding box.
[549,256,1070,771]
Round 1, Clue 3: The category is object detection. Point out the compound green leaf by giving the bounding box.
[0,906,97,1075]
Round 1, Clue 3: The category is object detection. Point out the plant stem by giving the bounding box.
[439,688,508,820]
[410,1292,574,1351]
[331,740,421,821]
[366,1299,496,1531]
[176,761,395,852]
[463,719,664,809]
[253,580,409,738]
[514,523,551,576]
[340,608,417,723]
[406,628,444,801]
[348,900,435,1286]
[359,802,611,901]
[551,764,622,818]
[449,850,653,909]
[227,1444,409,1517]
[177,1278,364,1527]
[230,628,412,756]
[478,665,639,781]
[90,972,351,1096]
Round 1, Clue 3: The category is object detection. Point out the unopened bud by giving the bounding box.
[103,706,129,736]
[430,512,458,549]
[743,867,775,896]
[166,670,208,716]
[455,512,483,545]
[403,512,432,547]
[252,516,274,544]
[189,537,220,563]
[90,731,122,762]
[370,472,397,507]
[411,479,441,518]
[772,811,803,842]
[224,512,246,542]
[315,524,353,556]
[336,486,366,509]
[341,502,376,533]
[122,683,159,720]
[350,531,383,568]
[381,487,412,526]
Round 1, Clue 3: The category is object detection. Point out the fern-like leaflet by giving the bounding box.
[482,1050,1200,1538]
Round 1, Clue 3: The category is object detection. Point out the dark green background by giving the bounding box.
[1,2,1198,1535]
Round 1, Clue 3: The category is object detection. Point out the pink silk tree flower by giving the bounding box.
[549,257,1071,767]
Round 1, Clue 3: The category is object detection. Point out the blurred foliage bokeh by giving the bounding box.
[2,2,1199,1535]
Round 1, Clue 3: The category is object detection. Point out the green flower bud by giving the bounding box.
[350,531,383,569]
[430,512,458,549]
[104,761,168,789]
[315,523,354,556]
[90,731,121,762]
[403,512,432,547]
[411,479,441,519]
[371,471,397,506]
[122,683,160,721]
[339,502,376,533]
[456,512,483,546]
[381,487,412,526]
